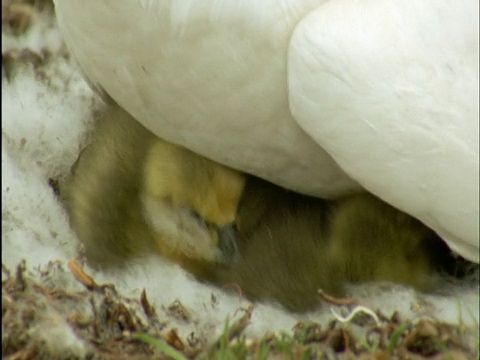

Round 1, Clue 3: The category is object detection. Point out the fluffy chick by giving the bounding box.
[211,177,455,312]
[63,104,245,279]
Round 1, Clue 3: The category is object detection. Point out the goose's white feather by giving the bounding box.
[53,0,479,262]
[289,0,479,262]
[53,0,357,198]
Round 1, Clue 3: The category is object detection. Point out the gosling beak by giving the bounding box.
[217,224,239,264]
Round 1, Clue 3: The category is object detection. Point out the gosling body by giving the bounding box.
[211,178,454,312]
[63,104,245,279]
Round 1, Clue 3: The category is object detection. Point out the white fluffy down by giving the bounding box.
[53,0,479,263]
[2,2,478,351]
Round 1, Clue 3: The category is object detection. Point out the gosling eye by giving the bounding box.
[187,209,206,227]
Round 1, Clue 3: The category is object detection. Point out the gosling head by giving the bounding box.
[142,140,245,276]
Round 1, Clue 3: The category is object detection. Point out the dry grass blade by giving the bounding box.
[140,289,156,318]
[68,259,95,290]
[200,304,255,359]
[163,329,185,351]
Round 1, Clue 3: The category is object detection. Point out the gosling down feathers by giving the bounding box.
[63,104,245,279]
[53,0,479,262]
[211,177,458,312]
[63,109,462,312]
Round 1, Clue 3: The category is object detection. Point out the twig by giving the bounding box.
[318,288,357,306]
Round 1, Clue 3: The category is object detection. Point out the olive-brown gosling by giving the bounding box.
[62,104,245,279]
[210,177,456,312]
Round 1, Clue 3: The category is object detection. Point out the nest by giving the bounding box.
[2,261,477,359]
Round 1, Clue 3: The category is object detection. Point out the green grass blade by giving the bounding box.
[132,333,187,360]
